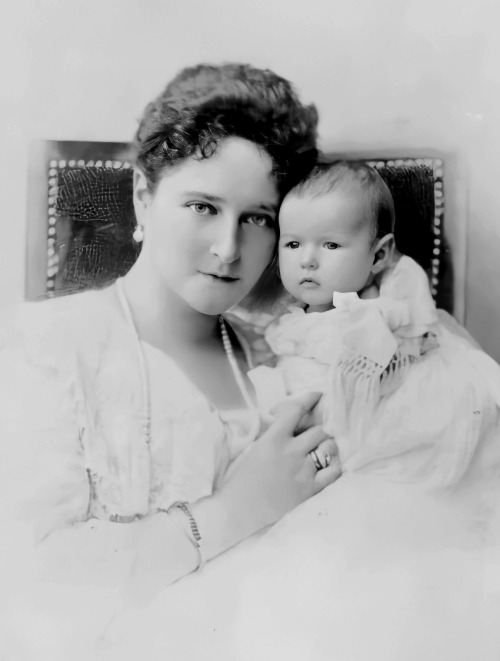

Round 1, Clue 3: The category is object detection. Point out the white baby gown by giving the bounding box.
[250,256,500,487]
[100,258,500,661]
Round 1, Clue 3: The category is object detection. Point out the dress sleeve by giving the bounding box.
[0,304,143,591]
[0,305,204,658]
[0,306,108,656]
[0,305,90,539]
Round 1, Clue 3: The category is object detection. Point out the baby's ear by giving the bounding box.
[371,233,395,275]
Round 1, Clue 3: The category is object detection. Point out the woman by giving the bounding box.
[101,108,500,658]
[0,63,340,657]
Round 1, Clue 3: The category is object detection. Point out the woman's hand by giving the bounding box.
[65,392,340,596]
[284,392,325,432]
[194,392,341,559]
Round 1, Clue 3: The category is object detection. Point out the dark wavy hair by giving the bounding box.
[134,63,318,193]
[134,62,319,308]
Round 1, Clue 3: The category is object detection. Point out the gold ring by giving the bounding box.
[309,448,330,471]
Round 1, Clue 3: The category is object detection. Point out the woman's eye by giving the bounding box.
[246,214,273,228]
[187,203,216,216]
[324,242,340,250]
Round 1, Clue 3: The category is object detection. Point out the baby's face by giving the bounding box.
[278,190,376,311]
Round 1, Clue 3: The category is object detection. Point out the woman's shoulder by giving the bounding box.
[17,284,119,324]
[2,283,126,369]
[17,287,120,343]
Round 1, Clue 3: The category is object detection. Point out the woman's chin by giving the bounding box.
[185,292,244,317]
[182,278,251,316]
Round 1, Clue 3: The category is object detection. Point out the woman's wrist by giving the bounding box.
[165,502,204,570]
[189,489,260,562]
[133,490,253,596]
[129,511,201,597]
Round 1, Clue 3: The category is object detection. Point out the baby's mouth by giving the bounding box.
[299,277,320,285]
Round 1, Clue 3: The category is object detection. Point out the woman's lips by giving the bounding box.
[200,271,239,283]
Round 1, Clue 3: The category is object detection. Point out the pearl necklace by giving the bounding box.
[219,316,254,409]
[115,278,254,445]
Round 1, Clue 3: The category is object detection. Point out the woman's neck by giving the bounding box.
[121,262,219,350]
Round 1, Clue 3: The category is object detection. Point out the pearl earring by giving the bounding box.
[133,224,144,243]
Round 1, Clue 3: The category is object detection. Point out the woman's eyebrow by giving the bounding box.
[182,191,224,203]
[182,191,277,213]
[258,203,278,213]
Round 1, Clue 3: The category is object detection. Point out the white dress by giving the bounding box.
[0,282,261,660]
[98,260,500,661]
[100,465,500,661]
[99,259,500,661]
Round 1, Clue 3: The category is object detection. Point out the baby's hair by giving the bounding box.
[291,161,395,241]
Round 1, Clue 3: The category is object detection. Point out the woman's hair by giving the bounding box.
[134,63,318,196]
[134,62,319,309]
[292,161,396,241]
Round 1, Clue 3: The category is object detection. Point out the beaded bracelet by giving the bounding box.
[171,501,202,544]
[160,501,204,571]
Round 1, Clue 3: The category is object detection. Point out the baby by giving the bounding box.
[249,161,500,487]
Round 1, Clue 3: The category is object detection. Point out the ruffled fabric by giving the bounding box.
[323,258,440,455]
[225,307,278,369]
[250,256,500,487]
[95,260,500,661]
[0,285,264,659]
[0,285,260,536]
[142,341,261,512]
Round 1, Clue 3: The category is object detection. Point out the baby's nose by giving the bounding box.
[300,248,318,269]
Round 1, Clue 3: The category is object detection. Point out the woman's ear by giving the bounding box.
[371,233,395,275]
[133,169,151,224]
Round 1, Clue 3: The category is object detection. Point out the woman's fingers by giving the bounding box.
[270,392,323,435]
[314,455,342,490]
[315,437,338,459]
[295,424,330,454]
[307,438,337,469]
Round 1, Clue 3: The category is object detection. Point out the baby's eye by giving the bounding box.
[283,241,300,249]
[245,214,274,228]
[324,242,340,250]
[187,202,216,216]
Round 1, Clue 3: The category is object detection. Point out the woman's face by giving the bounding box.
[134,137,279,315]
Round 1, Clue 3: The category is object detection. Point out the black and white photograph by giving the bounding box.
[1,1,499,659]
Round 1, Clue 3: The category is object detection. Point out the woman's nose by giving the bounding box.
[300,247,318,269]
[209,218,241,264]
